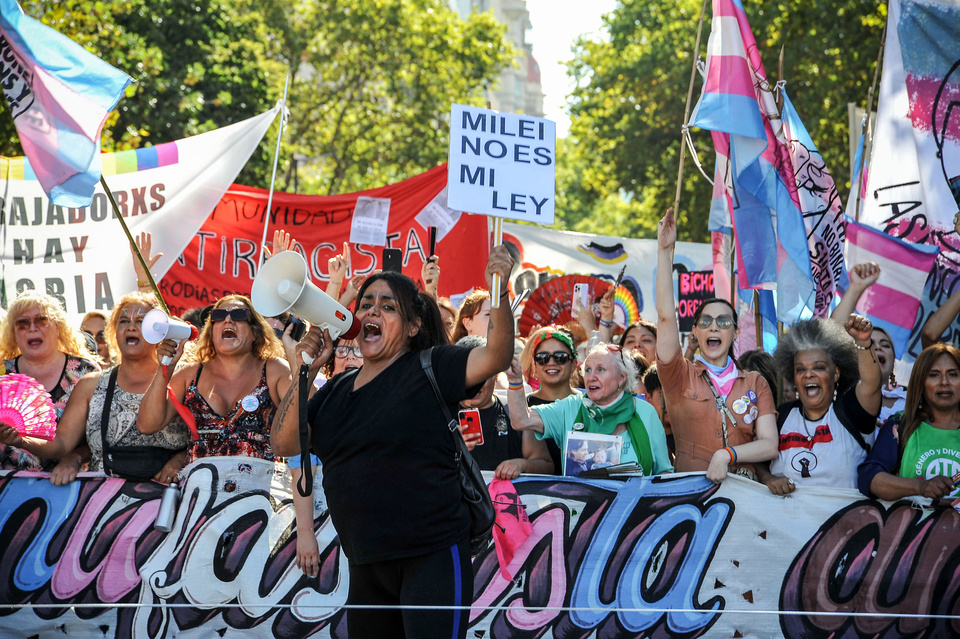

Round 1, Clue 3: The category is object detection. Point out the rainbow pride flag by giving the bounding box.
[0,143,180,183]
[0,0,131,207]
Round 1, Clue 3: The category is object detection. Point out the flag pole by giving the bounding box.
[753,289,762,348]
[672,0,711,216]
[853,21,887,222]
[259,75,291,266]
[102,175,169,314]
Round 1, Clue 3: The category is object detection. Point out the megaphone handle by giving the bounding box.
[302,353,315,365]
[161,354,174,366]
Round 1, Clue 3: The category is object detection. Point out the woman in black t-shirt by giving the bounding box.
[271,246,515,639]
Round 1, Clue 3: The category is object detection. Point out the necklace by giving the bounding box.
[798,407,823,443]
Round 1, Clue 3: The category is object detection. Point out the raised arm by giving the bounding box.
[422,256,440,299]
[504,357,545,434]
[921,286,960,349]
[271,327,332,457]
[326,242,349,299]
[465,246,515,387]
[656,208,682,364]
[830,262,879,323]
[132,232,163,292]
[137,340,188,434]
[847,313,883,420]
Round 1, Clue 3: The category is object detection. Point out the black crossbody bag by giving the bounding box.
[419,347,495,556]
[101,367,182,481]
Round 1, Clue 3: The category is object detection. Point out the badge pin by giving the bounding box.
[732,399,748,414]
[241,395,260,412]
[743,413,754,424]
[749,405,759,420]
[747,390,758,403]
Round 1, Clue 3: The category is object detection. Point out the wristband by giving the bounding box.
[138,280,150,287]
[508,381,524,391]
[500,290,510,300]
[724,446,737,464]
[599,318,614,328]
[855,339,873,351]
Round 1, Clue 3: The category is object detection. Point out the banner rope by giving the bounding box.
[1,603,959,619]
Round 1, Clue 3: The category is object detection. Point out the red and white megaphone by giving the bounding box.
[141,309,200,365]
[251,251,361,363]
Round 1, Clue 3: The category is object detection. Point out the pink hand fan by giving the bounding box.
[0,374,57,441]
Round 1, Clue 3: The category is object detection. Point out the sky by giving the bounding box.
[524,0,619,137]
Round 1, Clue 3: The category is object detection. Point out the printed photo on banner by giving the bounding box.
[564,431,622,478]
[447,103,556,224]
[414,187,462,241]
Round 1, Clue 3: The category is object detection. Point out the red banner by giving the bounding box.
[160,165,489,316]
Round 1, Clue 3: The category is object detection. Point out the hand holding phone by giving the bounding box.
[572,283,590,319]
[459,408,483,446]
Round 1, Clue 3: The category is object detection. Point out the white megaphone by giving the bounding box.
[141,308,200,365]
[251,251,361,363]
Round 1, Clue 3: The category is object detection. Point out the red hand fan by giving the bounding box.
[519,275,610,338]
[0,374,57,441]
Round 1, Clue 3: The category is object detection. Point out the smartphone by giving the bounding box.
[382,248,402,273]
[572,283,590,318]
[287,315,306,341]
[458,408,483,446]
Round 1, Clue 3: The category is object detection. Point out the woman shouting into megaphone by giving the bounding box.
[137,294,294,463]
[271,245,516,639]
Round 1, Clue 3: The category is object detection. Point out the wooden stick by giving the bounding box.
[753,289,762,349]
[672,0,712,217]
[853,20,887,222]
[102,175,169,314]
[490,216,504,308]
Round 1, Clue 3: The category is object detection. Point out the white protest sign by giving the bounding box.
[349,196,391,246]
[414,187,462,241]
[447,104,556,224]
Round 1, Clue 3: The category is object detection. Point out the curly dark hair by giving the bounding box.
[772,319,859,394]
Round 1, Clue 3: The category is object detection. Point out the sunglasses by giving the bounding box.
[534,350,573,366]
[84,329,107,343]
[696,314,734,330]
[335,345,363,359]
[15,316,49,331]
[210,308,250,323]
[605,343,627,365]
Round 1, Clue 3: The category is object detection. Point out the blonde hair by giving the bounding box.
[193,295,283,363]
[104,292,162,363]
[0,290,89,360]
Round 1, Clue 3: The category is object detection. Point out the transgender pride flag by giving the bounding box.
[690,0,815,324]
[0,0,131,207]
[845,218,940,355]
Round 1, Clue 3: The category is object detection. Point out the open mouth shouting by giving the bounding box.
[361,321,382,343]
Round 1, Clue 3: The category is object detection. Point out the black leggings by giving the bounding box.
[346,540,473,639]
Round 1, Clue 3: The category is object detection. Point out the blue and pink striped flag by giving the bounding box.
[690,0,815,324]
[845,218,939,355]
[0,0,131,207]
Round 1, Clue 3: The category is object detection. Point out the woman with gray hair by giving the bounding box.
[756,314,882,494]
[507,342,673,477]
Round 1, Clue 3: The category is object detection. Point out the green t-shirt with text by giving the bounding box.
[899,421,960,497]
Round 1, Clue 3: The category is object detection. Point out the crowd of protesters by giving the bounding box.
[2,213,960,638]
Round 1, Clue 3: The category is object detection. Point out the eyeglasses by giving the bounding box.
[335,345,363,359]
[15,316,49,331]
[696,314,734,330]
[210,308,250,323]
[605,343,626,365]
[84,329,106,343]
[534,350,573,366]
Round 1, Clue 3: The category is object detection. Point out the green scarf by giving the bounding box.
[575,392,654,475]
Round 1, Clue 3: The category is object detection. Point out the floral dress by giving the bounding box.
[182,363,277,463]
[0,354,100,470]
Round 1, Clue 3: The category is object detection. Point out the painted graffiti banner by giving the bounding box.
[502,222,712,329]
[0,106,279,323]
[159,165,490,318]
[858,0,960,359]
[3,459,957,638]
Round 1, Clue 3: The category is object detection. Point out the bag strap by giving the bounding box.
[296,364,312,498]
[100,367,119,454]
[701,370,737,447]
[833,391,870,453]
[419,347,459,433]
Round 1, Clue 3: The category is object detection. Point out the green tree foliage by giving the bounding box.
[0,0,512,193]
[562,0,885,242]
